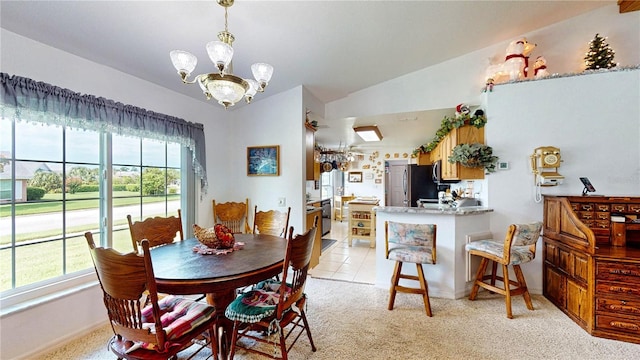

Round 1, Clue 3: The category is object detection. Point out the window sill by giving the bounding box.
[0,271,98,317]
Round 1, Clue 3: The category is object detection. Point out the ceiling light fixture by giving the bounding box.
[169,0,273,109]
[353,126,383,142]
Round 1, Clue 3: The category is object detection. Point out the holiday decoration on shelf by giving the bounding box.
[534,56,549,79]
[485,38,536,84]
[584,33,617,70]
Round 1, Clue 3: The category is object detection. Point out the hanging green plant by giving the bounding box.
[448,143,498,173]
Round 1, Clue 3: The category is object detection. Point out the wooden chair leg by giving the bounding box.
[503,264,513,319]
[416,264,432,317]
[469,257,489,300]
[388,261,402,310]
[490,261,498,289]
[513,264,534,311]
[279,324,288,360]
[300,309,317,351]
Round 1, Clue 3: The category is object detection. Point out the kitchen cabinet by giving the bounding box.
[416,125,485,180]
[543,195,640,344]
[305,123,319,181]
[348,199,379,248]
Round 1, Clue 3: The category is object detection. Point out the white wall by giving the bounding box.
[486,69,640,292]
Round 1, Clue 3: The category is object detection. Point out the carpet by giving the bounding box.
[321,238,337,251]
[40,278,640,360]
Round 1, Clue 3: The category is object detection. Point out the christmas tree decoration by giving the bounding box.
[584,33,617,70]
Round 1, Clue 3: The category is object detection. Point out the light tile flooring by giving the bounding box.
[309,219,377,284]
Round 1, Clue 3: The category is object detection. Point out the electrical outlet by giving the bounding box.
[278,197,286,206]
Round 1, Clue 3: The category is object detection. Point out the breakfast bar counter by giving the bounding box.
[374,205,493,299]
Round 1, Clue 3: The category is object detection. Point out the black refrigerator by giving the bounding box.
[403,164,440,207]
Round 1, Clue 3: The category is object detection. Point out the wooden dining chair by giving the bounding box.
[84,232,218,359]
[225,221,318,360]
[213,198,251,233]
[466,222,543,319]
[385,221,437,316]
[252,206,291,238]
[126,210,183,252]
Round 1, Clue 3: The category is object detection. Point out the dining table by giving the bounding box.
[150,233,287,358]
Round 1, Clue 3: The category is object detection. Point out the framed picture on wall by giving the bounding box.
[247,145,280,176]
[348,171,362,183]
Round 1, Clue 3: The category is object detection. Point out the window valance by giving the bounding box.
[0,72,207,192]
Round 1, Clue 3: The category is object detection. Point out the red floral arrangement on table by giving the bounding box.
[193,223,235,249]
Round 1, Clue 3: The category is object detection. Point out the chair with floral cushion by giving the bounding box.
[465,222,543,319]
[84,232,218,359]
[225,221,318,360]
[385,221,437,316]
[213,198,251,234]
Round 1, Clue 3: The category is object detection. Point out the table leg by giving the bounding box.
[206,290,237,360]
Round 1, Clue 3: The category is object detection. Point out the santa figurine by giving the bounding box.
[455,103,470,118]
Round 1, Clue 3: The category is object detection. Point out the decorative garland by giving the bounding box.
[491,64,640,87]
[412,112,487,157]
[448,143,498,173]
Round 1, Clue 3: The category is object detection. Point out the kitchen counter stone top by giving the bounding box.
[374,205,493,216]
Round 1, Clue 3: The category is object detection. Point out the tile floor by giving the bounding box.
[309,219,377,284]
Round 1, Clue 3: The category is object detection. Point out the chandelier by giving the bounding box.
[169,0,274,109]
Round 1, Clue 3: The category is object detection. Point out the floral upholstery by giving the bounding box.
[465,222,542,265]
[225,279,293,323]
[137,295,215,351]
[386,221,436,264]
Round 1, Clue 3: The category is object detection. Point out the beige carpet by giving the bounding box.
[42,277,639,359]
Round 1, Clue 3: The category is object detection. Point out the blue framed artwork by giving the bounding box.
[247,145,280,176]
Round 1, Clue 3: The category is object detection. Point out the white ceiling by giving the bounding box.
[1,0,610,149]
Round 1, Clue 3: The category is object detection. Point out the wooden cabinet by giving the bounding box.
[348,200,379,248]
[305,124,318,181]
[416,125,485,180]
[307,208,322,269]
[543,195,640,344]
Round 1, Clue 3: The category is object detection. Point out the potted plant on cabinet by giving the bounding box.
[448,143,498,173]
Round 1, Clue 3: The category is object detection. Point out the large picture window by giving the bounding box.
[0,72,206,296]
[0,118,185,290]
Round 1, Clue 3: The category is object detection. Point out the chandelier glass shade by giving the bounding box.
[169,0,273,109]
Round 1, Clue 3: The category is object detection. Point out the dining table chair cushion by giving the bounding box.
[465,240,535,265]
[137,295,215,350]
[225,280,293,324]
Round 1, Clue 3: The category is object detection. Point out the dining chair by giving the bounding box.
[213,198,251,233]
[466,222,543,319]
[385,221,437,316]
[127,210,183,253]
[252,205,291,238]
[225,221,318,360]
[84,232,218,359]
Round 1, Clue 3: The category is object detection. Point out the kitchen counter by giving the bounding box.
[375,205,493,216]
[375,205,493,299]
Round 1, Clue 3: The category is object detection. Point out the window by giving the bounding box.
[0,72,207,298]
[0,118,186,291]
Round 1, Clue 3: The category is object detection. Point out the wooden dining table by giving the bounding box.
[150,234,287,358]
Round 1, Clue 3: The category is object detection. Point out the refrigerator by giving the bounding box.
[403,164,440,207]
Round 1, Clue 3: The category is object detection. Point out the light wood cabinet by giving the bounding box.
[416,125,485,180]
[348,200,379,248]
[543,195,640,344]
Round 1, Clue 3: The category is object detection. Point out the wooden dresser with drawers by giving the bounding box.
[543,195,640,344]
